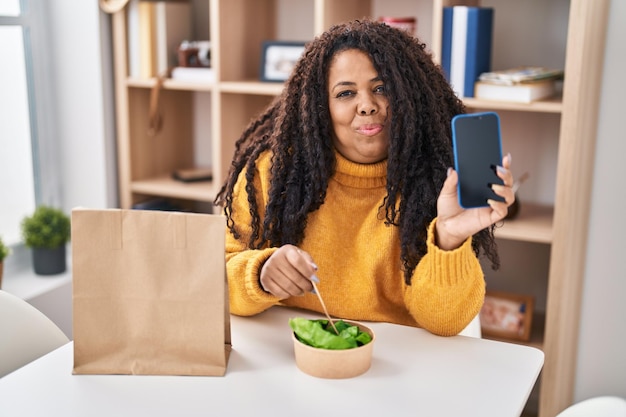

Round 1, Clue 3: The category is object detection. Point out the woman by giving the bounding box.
[215,19,514,336]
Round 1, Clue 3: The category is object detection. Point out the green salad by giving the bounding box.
[289,317,372,350]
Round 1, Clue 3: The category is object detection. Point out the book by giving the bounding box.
[138,1,158,78]
[126,0,140,78]
[479,66,564,85]
[172,167,213,183]
[155,1,191,75]
[441,7,453,82]
[474,79,556,103]
[441,6,494,98]
[171,67,215,83]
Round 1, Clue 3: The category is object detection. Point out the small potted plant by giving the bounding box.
[21,205,71,275]
[0,236,10,287]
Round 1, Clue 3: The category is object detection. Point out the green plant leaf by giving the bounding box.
[0,236,10,261]
[20,206,71,249]
[289,317,371,350]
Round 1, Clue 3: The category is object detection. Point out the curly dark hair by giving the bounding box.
[215,19,499,284]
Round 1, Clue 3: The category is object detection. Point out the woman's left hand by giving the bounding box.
[435,153,515,251]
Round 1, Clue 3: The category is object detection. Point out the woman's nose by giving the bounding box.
[358,96,378,115]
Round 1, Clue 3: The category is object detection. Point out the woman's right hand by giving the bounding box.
[259,244,319,299]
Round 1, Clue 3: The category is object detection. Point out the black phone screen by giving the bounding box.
[452,112,505,208]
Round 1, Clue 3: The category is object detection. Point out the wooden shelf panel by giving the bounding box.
[131,176,216,203]
[496,203,553,244]
[219,81,284,96]
[126,79,283,96]
[123,79,560,110]
[105,1,608,416]
[126,77,215,92]
[464,95,563,114]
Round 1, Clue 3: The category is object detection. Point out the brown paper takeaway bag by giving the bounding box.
[71,208,231,376]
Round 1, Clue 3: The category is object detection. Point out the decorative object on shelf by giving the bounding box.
[20,206,71,276]
[505,171,529,220]
[378,16,417,36]
[172,167,213,183]
[441,6,494,98]
[172,40,213,83]
[177,40,211,68]
[259,41,307,82]
[0,236,11,288]
[147,70,168,136]
[479,290,534,342]
[98,0,130,14]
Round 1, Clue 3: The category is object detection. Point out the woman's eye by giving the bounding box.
[374,85,386,94]
[336,90,354,98]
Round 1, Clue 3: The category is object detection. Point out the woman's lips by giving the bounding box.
[356,124,384,136]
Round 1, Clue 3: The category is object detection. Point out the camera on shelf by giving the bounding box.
[177,40,211,67]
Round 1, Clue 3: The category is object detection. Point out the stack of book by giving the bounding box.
[127,0,191,78]
[441,6,494,98]
[474,67,564,103]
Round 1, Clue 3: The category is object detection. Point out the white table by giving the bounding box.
[0,306,543,417]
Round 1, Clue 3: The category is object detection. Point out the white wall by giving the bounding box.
[574,0,626,402]
[48,1,117,212]
[21,1,117,340]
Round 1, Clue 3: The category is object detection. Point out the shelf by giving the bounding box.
[484,311,545,351]
[463,95,563,114]
[126,77,215,92]
[496,203,553,244]
[109,3,607,415]
[130,176,216,202]
[219,81,284,96]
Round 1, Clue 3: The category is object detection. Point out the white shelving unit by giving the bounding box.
[109,1,609,415]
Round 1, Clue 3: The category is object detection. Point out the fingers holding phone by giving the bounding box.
[488,153,515,218]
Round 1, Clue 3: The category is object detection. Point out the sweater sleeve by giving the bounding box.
[225,238,280,316]
[404,218,486,336]
[224,154,282,316]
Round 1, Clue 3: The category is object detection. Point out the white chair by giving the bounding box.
[0,289,69,377]
[458,314,482,338]
[556,396,626,417]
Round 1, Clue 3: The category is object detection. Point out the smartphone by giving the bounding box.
[451,112,505,208]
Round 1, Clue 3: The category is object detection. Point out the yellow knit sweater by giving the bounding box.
[225,151,486,336]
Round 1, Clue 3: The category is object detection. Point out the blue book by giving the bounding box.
[464,7,493,97]
[442,6,494,98]
[441,7,453,81]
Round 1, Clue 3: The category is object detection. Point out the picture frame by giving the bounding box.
[259,41,307,82]
[479,290,534,342]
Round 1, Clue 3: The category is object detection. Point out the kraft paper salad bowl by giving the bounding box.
[289,318,375,379]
